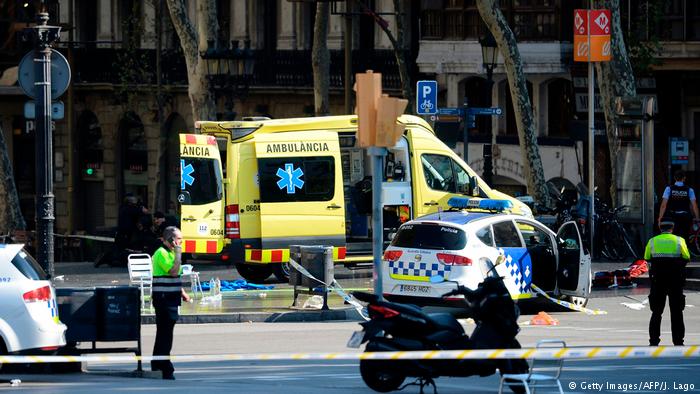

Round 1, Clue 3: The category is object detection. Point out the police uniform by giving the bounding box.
[662,182,695,240]
[151,246,183,379]
[643,230,690,346]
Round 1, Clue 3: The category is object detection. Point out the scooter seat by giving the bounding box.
[427,313,464,333]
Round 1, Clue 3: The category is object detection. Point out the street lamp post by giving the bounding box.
[479,32,498,187]
[200,39,255,120]
[26,13,61,278]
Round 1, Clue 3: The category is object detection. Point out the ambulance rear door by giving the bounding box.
[254,131,345,249]
[178,134,225,254]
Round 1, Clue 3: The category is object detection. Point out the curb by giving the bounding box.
[140,307,364,324]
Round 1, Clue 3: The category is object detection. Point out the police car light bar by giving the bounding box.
[447,197,513,212]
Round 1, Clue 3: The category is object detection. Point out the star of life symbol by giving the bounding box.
[181,159,194,190]
[276,163,304,194]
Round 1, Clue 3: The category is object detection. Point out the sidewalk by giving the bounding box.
[52,260,372,324]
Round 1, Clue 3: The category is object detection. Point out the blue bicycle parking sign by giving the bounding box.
[416,80,438,115]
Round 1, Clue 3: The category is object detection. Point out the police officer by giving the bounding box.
[151,226,191,379]
[657,170,700,240]
[643,218,690,346]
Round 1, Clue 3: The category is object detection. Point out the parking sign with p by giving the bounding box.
[416,80,438,115]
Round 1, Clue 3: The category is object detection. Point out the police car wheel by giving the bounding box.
[235,263,272,284]
[273,263,291,282]
[566,295,589,308]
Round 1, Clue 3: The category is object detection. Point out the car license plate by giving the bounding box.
[347,331,364,348]
[399,284,431,294]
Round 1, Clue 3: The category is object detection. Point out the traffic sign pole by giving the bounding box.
[26,13,61,278]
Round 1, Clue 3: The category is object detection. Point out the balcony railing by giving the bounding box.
[67,47,409,91]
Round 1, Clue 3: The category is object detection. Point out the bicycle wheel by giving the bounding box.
[612,223,638,261]
[597,222,619,261]
[688,233,700,257]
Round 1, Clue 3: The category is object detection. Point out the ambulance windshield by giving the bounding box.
[181,158,223,205]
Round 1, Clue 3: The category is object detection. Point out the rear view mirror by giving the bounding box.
[177,191,191,205]
[469,176,479,197]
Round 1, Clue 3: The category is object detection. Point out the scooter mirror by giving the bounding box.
[429,275,446,283]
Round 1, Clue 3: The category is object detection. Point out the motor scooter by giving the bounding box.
[348,258,528,393]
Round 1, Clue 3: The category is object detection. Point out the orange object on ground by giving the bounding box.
[529,311,559,326]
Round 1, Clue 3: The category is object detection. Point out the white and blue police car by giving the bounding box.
[0,244,66,368]
[382,197,591,309]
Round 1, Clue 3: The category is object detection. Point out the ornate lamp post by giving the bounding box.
[479,32,498,186]
[23,13,61,277]
[200,39,255,121]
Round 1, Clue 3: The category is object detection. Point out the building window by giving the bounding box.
[419,0,559,41]
[501,79,533,136]
[547,78,574,138]
[119,112,148,202]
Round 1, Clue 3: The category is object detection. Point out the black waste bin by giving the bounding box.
[300,245,334,288]
[56,287,99,343]
[97,286,141,341]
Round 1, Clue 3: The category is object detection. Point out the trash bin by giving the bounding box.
[288,245,303,286]
[97,286,141,341]
[300,245,334,287]
[55,287,99,343]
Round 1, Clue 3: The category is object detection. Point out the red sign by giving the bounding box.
[574,9,611,62]
[574,9,587,35]
[589,10,611,35]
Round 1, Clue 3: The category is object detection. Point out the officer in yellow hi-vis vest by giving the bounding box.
[643,218,690,346]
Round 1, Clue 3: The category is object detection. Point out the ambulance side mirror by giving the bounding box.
[178,191,191,205]
[469,176,479,197]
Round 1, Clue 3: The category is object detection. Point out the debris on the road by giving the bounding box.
[528,311,559,326]
[621,295,648,310]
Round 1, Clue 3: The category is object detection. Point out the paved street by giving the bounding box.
[3,291,699,392]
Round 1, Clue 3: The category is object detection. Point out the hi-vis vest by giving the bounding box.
[152,276,183,294]
[644,233,689,260]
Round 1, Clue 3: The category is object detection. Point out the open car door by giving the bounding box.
[555,221,591,297]
[178,134,225,254]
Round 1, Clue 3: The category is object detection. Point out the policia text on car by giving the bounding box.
[643,219,690,346]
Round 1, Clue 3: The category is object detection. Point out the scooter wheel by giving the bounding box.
[360,359,405,392]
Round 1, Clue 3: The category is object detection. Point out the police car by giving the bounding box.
[382,198,591,308]
[0,244,66,368]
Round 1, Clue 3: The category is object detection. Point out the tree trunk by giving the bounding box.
[166,0,217,122]
[476,0,550,206]
[312,2,331,116]
[0,125,27,234]
[594,0,637,207]
[362,1,413,113]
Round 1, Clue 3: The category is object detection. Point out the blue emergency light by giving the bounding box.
[447,197,513,212]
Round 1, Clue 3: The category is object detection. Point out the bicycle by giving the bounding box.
[687,220,700,257]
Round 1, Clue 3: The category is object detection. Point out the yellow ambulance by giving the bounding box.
[178,115,532,282]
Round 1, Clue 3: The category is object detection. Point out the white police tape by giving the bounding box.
[530,284,607,315]
[288,256,369,320]
[0,346,698,364]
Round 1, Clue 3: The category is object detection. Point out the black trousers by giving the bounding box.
[152,294,180,375]
[670,212,692,241]
[649,266,686,346]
